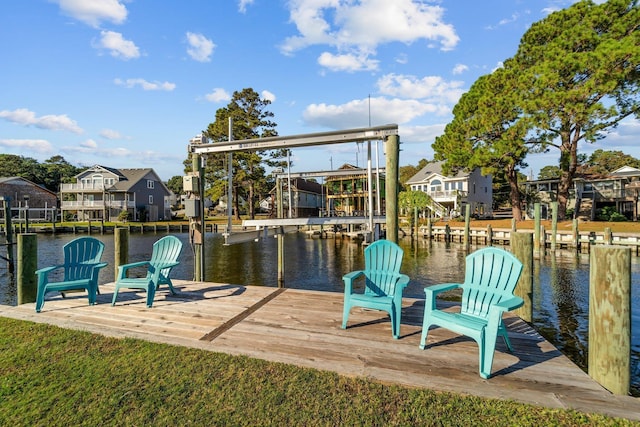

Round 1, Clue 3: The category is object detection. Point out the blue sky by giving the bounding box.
[1,0,638,182]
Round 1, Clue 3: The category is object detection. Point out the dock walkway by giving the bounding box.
[1,280,638,421]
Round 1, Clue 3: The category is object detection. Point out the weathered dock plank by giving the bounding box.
[0,279,638,421]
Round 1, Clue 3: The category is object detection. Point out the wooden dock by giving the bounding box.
[1,280,638,421]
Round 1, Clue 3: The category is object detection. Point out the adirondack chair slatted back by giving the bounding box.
[147,236,182,280]
[364,240,404,297]
[461,248,522,319]
[63,237,105,282]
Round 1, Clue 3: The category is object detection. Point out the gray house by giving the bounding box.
[59,165,172,221]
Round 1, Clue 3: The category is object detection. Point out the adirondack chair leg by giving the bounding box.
[341,299,351,329]
[480,329,500,379]
[111,287,120,306]
[146,284,156,308]
[391,304,401,339]
[498,324,514,353]
[419,318,431,350]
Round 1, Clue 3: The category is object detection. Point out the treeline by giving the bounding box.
[0,154,82,192]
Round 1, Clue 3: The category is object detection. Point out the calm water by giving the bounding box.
[1,232,638,391]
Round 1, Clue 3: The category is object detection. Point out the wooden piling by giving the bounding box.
[511,232,533,323]
[588,245,631,395]
[17,233,37,304]
[604,227,613,245]
[572,219,579,251]
[534,203,541,259]
[550,201,558,252]
[385,134,400,243]
[486,224,493,246]
[114,227,129,281]
[463,204,471,249]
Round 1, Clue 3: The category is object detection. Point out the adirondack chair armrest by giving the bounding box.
[117,261,151,280]
[342,270,364,294]
[396,274,410,291]
[493,296,524,313]
[35,265,64,276]
[424,283,461,310]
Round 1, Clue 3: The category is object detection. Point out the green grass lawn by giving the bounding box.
[0,318,635,426]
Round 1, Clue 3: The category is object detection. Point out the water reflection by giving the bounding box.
[0,231,638,392]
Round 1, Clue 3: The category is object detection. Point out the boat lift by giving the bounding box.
[187,124,402,285]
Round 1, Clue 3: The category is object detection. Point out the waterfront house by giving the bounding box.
[0,177,58,222]
[405,161,493,218]
[524,166,640,220]
[324,164,385,216]
[264,178,326,217]
[59,165,172,222]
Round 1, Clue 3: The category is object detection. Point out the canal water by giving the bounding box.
[1,231,638,392]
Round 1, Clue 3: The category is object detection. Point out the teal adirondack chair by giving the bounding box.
[419,247,524,379]
[35,237,107,312]
[342,239,410,339]
[111,235,183,308]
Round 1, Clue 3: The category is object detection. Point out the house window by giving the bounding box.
[430,179,442,192]
[149,195,153,204]
[147,180,154,189]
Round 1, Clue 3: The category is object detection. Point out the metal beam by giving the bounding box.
[189,124,398,154]
[273,168,385,179]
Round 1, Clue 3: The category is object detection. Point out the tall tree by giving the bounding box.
[432,68,530,220]
[202,88,280,219]
[399,159,429,190]
[514,0,640,219]
[41,155,81,192]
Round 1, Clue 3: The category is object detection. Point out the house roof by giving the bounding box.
[76,165,171,194]
[0,176,57,196]
[610,166,640,177]
[405,161,468,185]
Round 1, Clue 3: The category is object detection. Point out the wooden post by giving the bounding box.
[276,177,285,287]
[17,233,37,304]
[486,224,493,247]
[540,224,546,256]
[550,201,558,252]
[2,197,14,275]
[463,204,471,249]
[511,217,516,232]
[444,224,451,243]
[114,227,129,281]
[385,134,400,243]
[427,218,432,241]
[413,206,419,238]
[604,227,613,245]
[511,232,533,323]
[572,219,579,251]
[589,245,631,395]
[534,203,541,259]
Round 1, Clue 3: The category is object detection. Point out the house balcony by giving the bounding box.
[61,201,135,209]
[427,190,467,203]
[60,183,108,192]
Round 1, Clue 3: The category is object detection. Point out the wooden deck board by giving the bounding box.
[1,280,638,421]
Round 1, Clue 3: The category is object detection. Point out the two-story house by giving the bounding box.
[324,164,385,216]
[264,178,326,218]
[524,166,640,221]
[59,165,172,222]
[0,177,58,222]
[405,161,493,218]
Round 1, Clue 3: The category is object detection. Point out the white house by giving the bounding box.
[405,161,493,218]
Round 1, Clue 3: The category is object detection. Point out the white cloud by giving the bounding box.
[0,138,54,153]
[186,32,215,62]
[261,90,276,102]
[54,0,127,28]
[318,51,379,72]
[303,96,445,129]
[281,0,459,71]
[238,0,255,13]
[376,73,465,105]
[452,64,468,75]
[80,139,98,148]
[114,78,176,91]
[0,108,83,134]
[204,88,231,103]
[95,30,140,60]
[99,129,124,139]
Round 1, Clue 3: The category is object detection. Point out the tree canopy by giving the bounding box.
[199,88,282,219]
[433,0,640,220]
[0,154,81,191]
